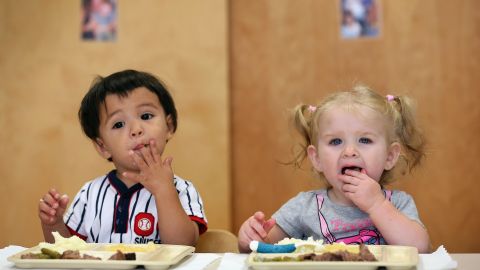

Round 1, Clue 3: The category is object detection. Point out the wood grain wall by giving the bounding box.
[0,0,230,247]
[1,0,479,254]
[231,0,480,253]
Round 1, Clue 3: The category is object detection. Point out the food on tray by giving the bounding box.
[10,244,195,269]
[20,248,101,260]
[40,248,61,259]
[103,242,156,252]
[301,244,376,261]
[251,237,325,253]
[38,232,88,253]
[252,237,361,254]
[108,250,136,260]
[61,250,100,260]
[321,242,362,253]
[20,232,138,261]
[20,248,136,261]
[253,244,377,262]
[277,237,325,253]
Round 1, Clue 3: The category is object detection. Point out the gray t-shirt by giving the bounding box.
[272,189,422,245]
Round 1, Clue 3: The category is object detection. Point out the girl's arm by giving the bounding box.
[368,199,430,253]
[237,212,288,253]
[264,225,289,244]
[340,170,430,252]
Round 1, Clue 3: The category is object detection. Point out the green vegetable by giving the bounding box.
[41,248,61,259]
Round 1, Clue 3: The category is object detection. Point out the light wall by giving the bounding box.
[2,0,480,254]
[0,0,230,247]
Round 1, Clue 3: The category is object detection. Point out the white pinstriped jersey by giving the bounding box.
[63,170,207,243]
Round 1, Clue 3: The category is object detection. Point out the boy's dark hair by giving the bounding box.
[79,69,178,140]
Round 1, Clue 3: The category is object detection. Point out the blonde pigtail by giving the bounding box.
[290,104,316,168]
[391,96,426,172]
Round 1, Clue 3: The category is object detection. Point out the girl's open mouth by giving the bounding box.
[341,166,362,175]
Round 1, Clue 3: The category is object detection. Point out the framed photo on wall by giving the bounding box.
[81,0,117,42]
[340,0,381,39]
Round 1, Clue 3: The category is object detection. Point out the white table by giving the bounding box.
[450,254,479,270]
[1,245,479,270]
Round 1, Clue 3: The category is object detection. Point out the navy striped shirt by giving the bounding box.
[64,170,207,243]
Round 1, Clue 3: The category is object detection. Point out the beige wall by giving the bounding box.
[2,0,480,254]
[0,0,230,247]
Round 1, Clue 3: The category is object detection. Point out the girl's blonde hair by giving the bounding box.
[291,85,425,185]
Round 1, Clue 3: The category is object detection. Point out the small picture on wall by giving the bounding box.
[82,0,117,41]
[340,0,380,39]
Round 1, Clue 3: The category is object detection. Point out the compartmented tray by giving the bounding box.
[248,245,418,270]
[8,243,194,269]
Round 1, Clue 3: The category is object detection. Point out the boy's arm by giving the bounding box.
[153,183,199,246]
[41,223,72,243]
[38,189,72,243]
[123,141,205,246]
[368,200,430,253]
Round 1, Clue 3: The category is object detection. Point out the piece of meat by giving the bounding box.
[61,250,82,259]
[107,250,136,260]
[82,254,102,260]
[20,253,49,259]
[359,243,377,261]
[108,250,126,260]
[306,244,377,262]
[124,252,136,260]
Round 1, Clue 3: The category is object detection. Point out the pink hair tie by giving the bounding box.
[307,105,317,112]
[386,94,395,102]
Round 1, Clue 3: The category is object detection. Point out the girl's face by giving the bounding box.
[95,87,174,175]
[308,105,400,190]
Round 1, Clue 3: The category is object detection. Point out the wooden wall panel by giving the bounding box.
[0,0,230,247]
[231,0,480,252]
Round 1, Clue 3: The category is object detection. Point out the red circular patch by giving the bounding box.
[134,212,155,236]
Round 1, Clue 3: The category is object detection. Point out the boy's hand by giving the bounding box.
[123,139,174,195]
[339,169,385,213]
[238,211,276,253]
[38,188,69,226]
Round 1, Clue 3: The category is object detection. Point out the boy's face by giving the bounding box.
[308,105,400,190]
[95,87,174,174]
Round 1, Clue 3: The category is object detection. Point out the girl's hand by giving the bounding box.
[238,211,276,253]
[339,169,385,213]
[38,188,69,226]
[123,139,174,196]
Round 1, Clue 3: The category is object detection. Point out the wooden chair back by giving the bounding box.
[195,229,239,253]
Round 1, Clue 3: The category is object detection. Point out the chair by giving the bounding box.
[195,229,239,253]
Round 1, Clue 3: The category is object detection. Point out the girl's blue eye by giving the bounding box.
[112,122,124,129]
[359,137,372,144]
[329,138,342,145]
[141,113,154,120]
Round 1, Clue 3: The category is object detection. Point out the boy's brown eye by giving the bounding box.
[141,113,154,120]
[113,122,124,129]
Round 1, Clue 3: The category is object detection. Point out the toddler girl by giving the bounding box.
[238,85,430,253]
